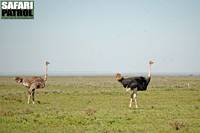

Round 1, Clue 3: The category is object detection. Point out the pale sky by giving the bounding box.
[0,0,200,75]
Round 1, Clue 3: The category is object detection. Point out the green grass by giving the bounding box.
[0,76,200,133]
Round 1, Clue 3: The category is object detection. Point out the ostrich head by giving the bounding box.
[14,77,23,84]
[149,60,155,65]
[45,61,50,65]
[115,73,123,81]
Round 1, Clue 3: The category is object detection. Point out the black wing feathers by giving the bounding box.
[120,76,150,91]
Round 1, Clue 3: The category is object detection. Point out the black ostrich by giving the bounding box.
[116,60,155,108]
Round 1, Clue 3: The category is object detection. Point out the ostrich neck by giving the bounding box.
[44,64,48,81]
[148,64,152,78]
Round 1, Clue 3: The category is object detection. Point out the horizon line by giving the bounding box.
[0,72,200,76]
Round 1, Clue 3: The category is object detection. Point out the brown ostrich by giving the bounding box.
[14,61,50,104]
[116,60,155,108]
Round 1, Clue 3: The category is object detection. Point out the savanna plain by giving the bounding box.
[0,76,200,133]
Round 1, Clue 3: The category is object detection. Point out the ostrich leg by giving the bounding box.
[32,90,35,104]
[129,92,133,108]
[27,91,31,104]
[133,93,138,108]
[129,90,138,108]
[28,84,36,104]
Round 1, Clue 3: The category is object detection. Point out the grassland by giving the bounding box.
[0,76,200,133]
